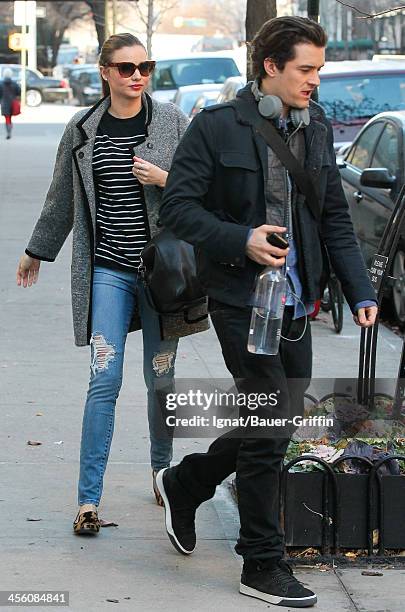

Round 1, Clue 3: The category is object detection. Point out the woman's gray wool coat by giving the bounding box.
[26,94,209,346]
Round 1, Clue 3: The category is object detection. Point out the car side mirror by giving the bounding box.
[360,168,396,189]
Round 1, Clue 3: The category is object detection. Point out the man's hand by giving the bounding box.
[353,305,378,328]
[246,224,289,267]
[16,254,41,287]
[133,156,168,188]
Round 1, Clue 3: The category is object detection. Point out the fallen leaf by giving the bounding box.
[373,529,379,547]
[106,599,119,603]
[26,518,42,522]
[27,440,42,446]
[344,552,357,558]
[54,441,63,445]
[361,571,383,576]
[100,519,119,527]
[35,413,43,416]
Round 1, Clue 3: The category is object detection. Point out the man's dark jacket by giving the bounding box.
[159,84,376,311]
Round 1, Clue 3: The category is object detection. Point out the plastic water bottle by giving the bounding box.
[247,267,287,355]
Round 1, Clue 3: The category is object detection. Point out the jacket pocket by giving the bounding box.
[219,151,259,171]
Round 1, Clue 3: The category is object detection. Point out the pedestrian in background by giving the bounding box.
[16,33,207,536]
[0,68,21,140]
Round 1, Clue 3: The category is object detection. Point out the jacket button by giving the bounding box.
[78,152,84,159]
[147,142,153,149]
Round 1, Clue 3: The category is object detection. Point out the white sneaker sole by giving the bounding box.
[240,583,317,607]
[156,468,195,555]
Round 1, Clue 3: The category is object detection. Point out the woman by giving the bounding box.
[0,68,21,139]
[16,33,208,535]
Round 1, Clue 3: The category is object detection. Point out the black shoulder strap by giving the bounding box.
[256,118,321,223]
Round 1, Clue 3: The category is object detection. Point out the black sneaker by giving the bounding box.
[240,559,317,607]
[156,467,197,555]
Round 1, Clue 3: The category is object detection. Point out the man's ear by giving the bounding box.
[263,58,278,78]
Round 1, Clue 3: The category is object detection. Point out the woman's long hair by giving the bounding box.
[99,33,146,97]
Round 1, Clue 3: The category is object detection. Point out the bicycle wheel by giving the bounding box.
[328,277,343,333]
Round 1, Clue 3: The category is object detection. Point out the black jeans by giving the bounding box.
[174,301,312,564]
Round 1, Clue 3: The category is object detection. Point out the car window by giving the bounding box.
[88,72,100,85]
[347,122,384,170]
[152,58,240,90]
[177,91,203,115]
[27,69,37,84]
[1,67,39,82]
[79,71,99,85]
[371,122,399,177]
[319,74,405,122]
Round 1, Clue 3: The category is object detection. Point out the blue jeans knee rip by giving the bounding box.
[152,351,175,376]
[90,333,116,376]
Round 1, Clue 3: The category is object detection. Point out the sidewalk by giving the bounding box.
[1,108,404,612]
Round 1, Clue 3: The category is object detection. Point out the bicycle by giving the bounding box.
[320,270,344,334]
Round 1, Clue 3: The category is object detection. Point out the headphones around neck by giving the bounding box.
[251,79,310,129]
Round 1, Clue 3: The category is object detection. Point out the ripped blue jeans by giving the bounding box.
[78,265,178,506]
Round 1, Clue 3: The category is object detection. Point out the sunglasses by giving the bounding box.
[105,61,156,78]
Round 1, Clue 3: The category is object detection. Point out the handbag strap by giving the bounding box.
[255,118,321,223]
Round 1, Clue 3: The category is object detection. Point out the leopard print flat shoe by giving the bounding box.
[73,510,100,535]
[152,470,164,507]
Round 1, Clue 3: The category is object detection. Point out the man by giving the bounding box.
[156,16,377,608]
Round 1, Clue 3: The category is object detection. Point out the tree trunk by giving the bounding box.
[85,0,107,51]
[307,1,320,100]
[307,0,320,22]
[245,0,277,79]
[146,0,153,58]
[51,28,66,68]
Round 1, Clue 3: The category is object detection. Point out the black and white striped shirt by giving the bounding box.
[93,108,149,271]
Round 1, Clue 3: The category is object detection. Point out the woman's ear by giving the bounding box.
[100,67,108,81]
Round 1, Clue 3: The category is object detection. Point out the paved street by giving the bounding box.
[0,105,404,611]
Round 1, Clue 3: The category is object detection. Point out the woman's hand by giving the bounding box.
[16,255,41,287]
[132,156,168,188]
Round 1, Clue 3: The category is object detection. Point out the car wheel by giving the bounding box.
[26,89,42,107]
[392,248,405,326]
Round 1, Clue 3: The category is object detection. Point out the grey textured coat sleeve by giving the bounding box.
[26,118,75,261]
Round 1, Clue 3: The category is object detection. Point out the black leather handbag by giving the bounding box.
[139,229,208,323]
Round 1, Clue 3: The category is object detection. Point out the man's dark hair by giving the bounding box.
[251,16,328,79]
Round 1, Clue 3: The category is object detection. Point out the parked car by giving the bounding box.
[339,110,405,325]
[372,54,405,63]
[53,62,96,80]
[69,67,101,105]
[191,36,238,52]
[216,75,246,103]
[319,60,405,150]
[151,52,241,103]
[189,89,224,117]
[173,83,223,116]
[0,64,71,106]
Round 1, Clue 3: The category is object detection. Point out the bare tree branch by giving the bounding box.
[335,0,405,19]
[126,0,179,56]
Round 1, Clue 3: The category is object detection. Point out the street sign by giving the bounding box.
[14,1,36,26]
[8,32,26,52]
[368,254,389,292]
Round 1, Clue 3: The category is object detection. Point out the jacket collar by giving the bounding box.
[234,81,325,130]
[75,91,153,141]
[234,82,328,177]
